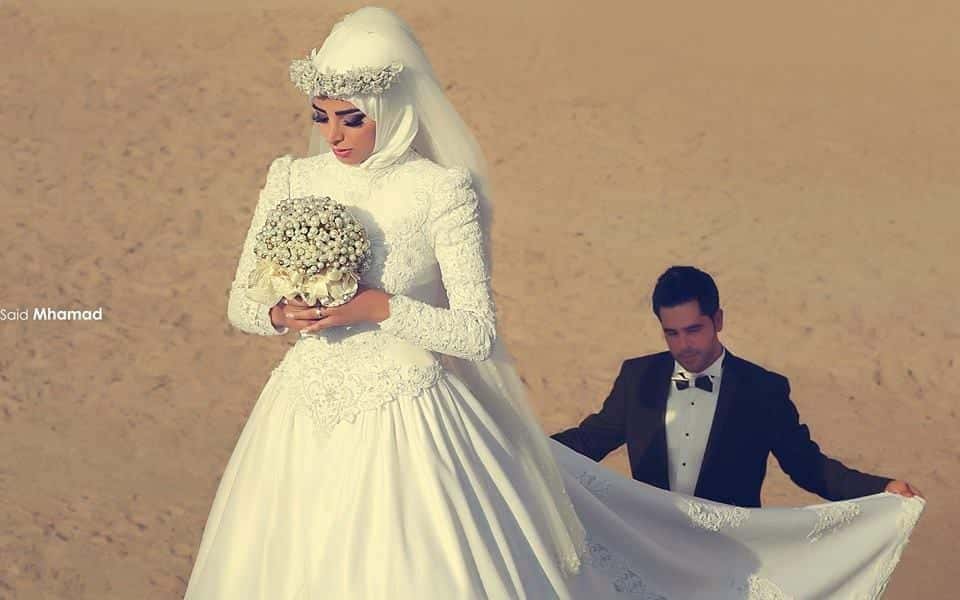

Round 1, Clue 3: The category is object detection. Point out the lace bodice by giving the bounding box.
[226,150,496,430]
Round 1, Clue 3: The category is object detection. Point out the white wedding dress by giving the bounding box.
[183,150,923,600]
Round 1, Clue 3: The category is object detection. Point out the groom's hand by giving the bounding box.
[885,480,924,499]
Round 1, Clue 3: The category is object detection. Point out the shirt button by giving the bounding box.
[690,402,695,406]
[685,433,690,437]
[682,462,687,466]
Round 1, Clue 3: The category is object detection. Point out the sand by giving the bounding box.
[1,1,957,598]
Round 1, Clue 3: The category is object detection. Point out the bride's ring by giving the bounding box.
[316,307,322,318]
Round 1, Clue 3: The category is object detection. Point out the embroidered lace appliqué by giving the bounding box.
[575,472,613,500]
[376,166,495,361]
[744,574,792,600]
[685,499,750,531]
[583,534,668,599]
[806,501,861,542]
[290,334,442,432]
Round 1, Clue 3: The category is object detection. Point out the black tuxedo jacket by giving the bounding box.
[551,350,891,507]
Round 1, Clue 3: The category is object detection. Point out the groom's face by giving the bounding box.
[658,300,724,373]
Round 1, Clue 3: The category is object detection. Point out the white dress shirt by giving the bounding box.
[664,349,726,495]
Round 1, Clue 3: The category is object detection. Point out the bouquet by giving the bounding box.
[245,195,372,307]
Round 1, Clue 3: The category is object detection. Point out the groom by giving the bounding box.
[552,266,921,507]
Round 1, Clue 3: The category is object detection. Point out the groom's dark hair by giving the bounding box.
[652,266,720,319]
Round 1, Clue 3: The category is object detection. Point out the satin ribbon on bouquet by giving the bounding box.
[245,259,360,307]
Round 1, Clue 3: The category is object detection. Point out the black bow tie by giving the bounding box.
[675,374,713,393]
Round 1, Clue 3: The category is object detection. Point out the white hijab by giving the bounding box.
[305,10,418,171]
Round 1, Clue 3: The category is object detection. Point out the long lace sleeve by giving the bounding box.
[226,154,294,336]
[378,167,496,361]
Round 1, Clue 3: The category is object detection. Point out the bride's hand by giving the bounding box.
[270,295,324,332]
[301,287,393,333]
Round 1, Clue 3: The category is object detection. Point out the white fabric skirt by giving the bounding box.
[183,361,923,600]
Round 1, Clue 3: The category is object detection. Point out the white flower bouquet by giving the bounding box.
[245,196,372,307]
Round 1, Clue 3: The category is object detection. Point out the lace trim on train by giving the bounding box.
[575,472,613,499]
[570,470,798,598]
[583,532,794,599]
[855,498,924,600]
[806,501,861,542]
[735,575,792,600]
[583,534,668,599]
[685,499,750,531]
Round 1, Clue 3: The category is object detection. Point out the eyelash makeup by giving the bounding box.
[311,111,365,127]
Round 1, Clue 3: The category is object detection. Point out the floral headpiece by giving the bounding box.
[289,48,404,98]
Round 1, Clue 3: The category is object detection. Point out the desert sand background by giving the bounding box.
[1,0,957,598]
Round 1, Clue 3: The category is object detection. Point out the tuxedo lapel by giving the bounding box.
[694,350,740,496]
[639,354,674,490]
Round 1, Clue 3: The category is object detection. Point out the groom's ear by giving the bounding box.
[712,308,724,333]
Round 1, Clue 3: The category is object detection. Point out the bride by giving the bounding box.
[184,7,923,599]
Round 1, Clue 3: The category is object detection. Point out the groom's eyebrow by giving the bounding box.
[312,104,362,116]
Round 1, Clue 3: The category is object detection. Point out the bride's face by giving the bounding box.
[311,97,377,165]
